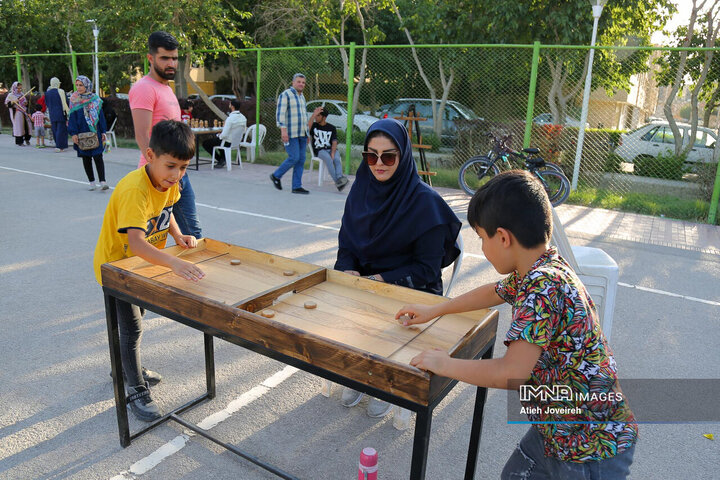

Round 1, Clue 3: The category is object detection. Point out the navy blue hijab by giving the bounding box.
[338,119,461,269]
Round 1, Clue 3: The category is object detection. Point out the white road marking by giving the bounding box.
[618,282,720,307]
[109,366,298,479]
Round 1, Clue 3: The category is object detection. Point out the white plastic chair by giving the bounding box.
[550,208,618,342]
[443,234,464,297]
[307,143,330,186]
[105,118,118,149]
[211,124,246,172]
[238,124,266,163]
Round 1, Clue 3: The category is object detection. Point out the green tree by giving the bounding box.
[479,0,674,127]
[656,0,720,158]
[254,0,393,116]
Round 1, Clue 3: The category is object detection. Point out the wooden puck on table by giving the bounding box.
[283,270,296,276]
[230,259,242,265]
[304,301,317,310]
[260,309,276,318]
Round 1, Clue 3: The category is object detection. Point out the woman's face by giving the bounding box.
[75,80,86,94]
[366,135,400,182]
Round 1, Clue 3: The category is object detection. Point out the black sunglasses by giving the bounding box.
[362,151,398,166]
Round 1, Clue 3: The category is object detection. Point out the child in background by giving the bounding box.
[396,170,637,480]
[180,99,193,124]
[93,120,205,422]
[31,105,46,148]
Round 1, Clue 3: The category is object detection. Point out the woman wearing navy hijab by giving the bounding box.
[335,118,461,417]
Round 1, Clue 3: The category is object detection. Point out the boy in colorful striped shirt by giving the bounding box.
[397,170,637,479]
[31,105,47,148]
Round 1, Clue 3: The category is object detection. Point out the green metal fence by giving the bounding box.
[2,43,719,224]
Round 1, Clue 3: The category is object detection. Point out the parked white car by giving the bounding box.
[305,100,379,132]
[615,122,717,164]
[533,113,589,129]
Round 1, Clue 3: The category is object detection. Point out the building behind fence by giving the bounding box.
[2,43,719,223]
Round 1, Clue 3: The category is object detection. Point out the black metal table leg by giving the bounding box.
[409,408,433,480]
[464,345,495,480]
[204,333,216,399]
[194,135,201,170]
[104,293,130,447]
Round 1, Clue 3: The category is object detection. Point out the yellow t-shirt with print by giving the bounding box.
[93,166,181,285]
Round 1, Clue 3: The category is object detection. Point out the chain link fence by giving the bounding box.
[2,43,719,223]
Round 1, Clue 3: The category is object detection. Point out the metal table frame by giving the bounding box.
[104,287,495,480]
[191,128,223,170]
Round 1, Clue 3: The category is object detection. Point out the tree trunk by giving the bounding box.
[229,57,243,98]
[703,87,720,127]
[682,4,719,157]
[175,56,189,98]
[21,63,31,92]
[36,66,44,93]
[184,52,227,120]
[665,0,702,156]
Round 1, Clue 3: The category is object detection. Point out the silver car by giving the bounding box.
[305,100,379,132]
[615,122,717,164]
[380,98,482,141]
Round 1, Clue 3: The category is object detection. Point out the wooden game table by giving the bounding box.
[101,238,498,480]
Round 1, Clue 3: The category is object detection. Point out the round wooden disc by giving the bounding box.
[230,259,242,265]
[283,270,296,276]
[260,309,276,318]
[304,301,317,309]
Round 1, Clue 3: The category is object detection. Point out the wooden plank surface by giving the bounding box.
[106,239,322,306]
[265,272,490,362]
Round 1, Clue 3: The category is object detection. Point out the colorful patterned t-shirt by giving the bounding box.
[496,247,637,462]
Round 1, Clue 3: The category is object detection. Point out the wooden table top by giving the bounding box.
[101,238,498,405]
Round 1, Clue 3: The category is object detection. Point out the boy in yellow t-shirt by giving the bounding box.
[94,120,205,422]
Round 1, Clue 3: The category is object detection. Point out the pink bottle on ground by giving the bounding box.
[358,447,378,480]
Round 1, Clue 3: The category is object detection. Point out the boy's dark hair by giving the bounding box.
[467,170,552,248]
[35,105,43,112]
[148,31,179,54]
[230,98,241,111]
[149,120,195,160]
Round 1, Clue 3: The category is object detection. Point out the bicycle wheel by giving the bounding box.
[534,169,570,206]
[543,161,565,175]
[458,156,500,196]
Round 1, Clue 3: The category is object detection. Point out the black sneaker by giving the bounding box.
[126,382,162,422]
[336,176,349,192]
[292,187,310,195]
[213,162,226,169]
[270,174,282,190]
[109,367,162,386]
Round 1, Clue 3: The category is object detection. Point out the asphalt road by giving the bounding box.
[1,138,718,479]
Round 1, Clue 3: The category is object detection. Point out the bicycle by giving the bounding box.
[458,132,570,206]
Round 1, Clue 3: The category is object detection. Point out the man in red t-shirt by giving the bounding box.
[129,31,202,239]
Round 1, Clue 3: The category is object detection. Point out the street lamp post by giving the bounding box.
[571,0,607,191]
[86,19,99,95]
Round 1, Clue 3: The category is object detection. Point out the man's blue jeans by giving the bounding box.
[173,175,202,239]
[273,136,307,190]
[501,427,635,479]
